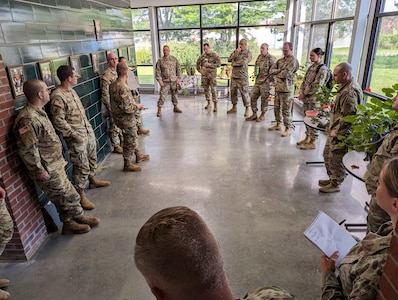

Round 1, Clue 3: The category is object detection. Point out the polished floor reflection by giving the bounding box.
[3,94,369,300]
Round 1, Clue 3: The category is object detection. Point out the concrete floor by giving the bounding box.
[2,93,369,300]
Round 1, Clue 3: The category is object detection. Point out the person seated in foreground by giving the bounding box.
[134,206,295,300]
[320,157,398,299]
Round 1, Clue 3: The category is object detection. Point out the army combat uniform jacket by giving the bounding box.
[110,79,139,128]
[228,49,252,80]
[321,222,392,299]
[269,55,299,93]
[101,68,118,111]
[253,53,277,85]
[300,63,329,98]
[155,56,181,83]
[196,51,221,79]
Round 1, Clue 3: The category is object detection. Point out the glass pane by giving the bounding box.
[295,23,310,67]
[132,8,150,30]
[312,24,328,56]
[369,16,398,94]
[381,1,398,13]
[297,0,313,22]
[202,3,238,27]
[202,29,237,64]
[239,0,286,26]
[159,30,201,74]
[134,31,152,65]
[315,0,333,20]
[335,0,357,18]
[157,5,200,29]
[136,66,154,85]
[330,20,353,70]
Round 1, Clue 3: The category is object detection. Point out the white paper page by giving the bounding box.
[304,211,357,266]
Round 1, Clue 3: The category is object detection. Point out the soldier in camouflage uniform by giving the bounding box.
[119,56,150,135]
[268,42,299,137]
[51,66,110,210]
[101,52,123,154]
[0,185,13,300]
[14,79,100,235]
[155,45,182,117]
[318,62,362,193]
[321,157,398,299]
[297,48,329,149]
[365,91,398,233]
[135,206,295,300]
[246,43,276,122]
[196,43,221,112]
[227,39,252,117]
[110,62,149,172]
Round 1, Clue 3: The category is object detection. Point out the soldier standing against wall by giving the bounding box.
[227,39,252,117]
[110,62,150,172]
[51,66,110,210]
[155,45,182,117]
[268,42,299,137]
[101,52,123,154]
[14,79,100,235]
[0,185,13,300]
[246,43,276,122]
[196,43,221,112]
[318,62,362,193]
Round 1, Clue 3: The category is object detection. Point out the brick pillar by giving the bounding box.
[0,54,48,260]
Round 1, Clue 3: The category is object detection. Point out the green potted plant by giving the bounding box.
[338,84,398,160]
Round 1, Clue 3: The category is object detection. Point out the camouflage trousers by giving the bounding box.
[66,131,97,191]
[34,169,83,222]
[230,78,250,106]
[202,77,217,103]
[302,97,319,139]
[367,194,390,233]
[102,104,123,148]
[158,81,178,107]
[120,125,139,161]
[323,137,347,186]
[273,91,293,127]
[0,201,13,255]
[250,83,270,113]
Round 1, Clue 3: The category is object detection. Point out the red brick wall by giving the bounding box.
[0,54,47,260]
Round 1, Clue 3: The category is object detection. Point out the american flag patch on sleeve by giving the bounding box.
[18,126,30,135]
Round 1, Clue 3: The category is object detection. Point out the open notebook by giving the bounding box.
[304,211,357,266]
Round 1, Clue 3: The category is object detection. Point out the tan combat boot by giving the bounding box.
[256,112,266,122]
[318,179,330,187]
[173,105,182,113]
[78,190,95,210]
[0,289,10,300]
[281,128,291,137]
[136,151,150,163]
[227,104,237,114]
[75,215,100,228]
[113,145,123,154]
[245,113,257,121]
[137,127,150,135]
[319,183,341,193]
[62,220,91,234]
[204,101,211,110]
[89,175,110,189]
[0,279,9,289]
[244,107,250,117]
[300,139,316,150]
[213,102,217,112]
[296,135,310,145]
[157,107,162,117]
[268,123,282,131]
[124,160,142,172]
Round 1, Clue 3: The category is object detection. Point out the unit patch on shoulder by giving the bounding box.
[18,125,31,135]
[121,92,128,98]
[52,99,64,108]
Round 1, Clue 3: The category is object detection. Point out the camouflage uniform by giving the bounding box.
[109,79,140,160]
[0,184,13,255]
[365,124,398,233]
[238,285,296,299]
[228,49,252,107]
[50,87,98,191]
[250,53,277,113]
[269,55,299,127]
[300,63,328,139]
[321,222,392,299]
[323,78,362,187]
[196,51,221,103]
[13,103,83,222]
[156,55,181,107]
[127,69,144,129]
[101,67,123,148]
